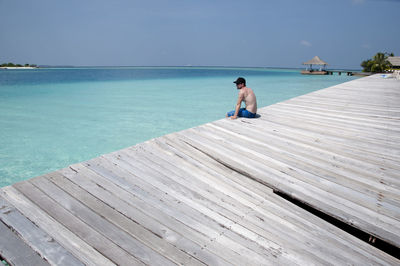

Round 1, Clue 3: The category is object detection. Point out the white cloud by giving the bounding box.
[362,44,371,49]
[300,40,312,47]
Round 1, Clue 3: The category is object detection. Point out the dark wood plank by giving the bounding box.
[0,220,49,266]
[12,181,144,265]
[45,171,203,266]
[29,176,175,266]
[0,194,83,266]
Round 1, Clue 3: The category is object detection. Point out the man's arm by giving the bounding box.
[231,91,244,119]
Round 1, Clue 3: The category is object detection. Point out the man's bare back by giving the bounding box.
[240,86,257,114]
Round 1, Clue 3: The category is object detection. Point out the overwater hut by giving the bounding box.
[301,56,328,75]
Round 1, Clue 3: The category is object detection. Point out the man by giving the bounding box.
[226,77,257,119]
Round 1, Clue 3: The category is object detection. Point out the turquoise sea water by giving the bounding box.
[0,67,358,187]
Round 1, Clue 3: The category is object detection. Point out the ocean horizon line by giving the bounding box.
[36,65,362,71]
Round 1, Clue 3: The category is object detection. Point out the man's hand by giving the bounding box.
[230,115,237,120]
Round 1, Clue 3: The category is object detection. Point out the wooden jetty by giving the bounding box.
[301,70,355,76]
[326,70,355,76]
[1,74,399,265]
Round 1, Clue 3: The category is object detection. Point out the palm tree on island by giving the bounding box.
[361,52,394,73]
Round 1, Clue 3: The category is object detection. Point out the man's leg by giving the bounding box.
[226,108,245,117]
[226,110,235,117]
[241,109,256,118]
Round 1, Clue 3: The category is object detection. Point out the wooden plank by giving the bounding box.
[0,194,84,266]
[48,171,229,266]
[133,140,393,264]
[45,171,203,266]
[247,111,399,165]
[213,118,400,183]
[60,164,259,265]
[201,123,400,215]
[106,139,398,265]
[280,101,400,120]
[174,128,400,247]
[186,125,400,227]
[275,99,400,126]
[0,220,49,266]
[277,102,400,126]
[12,181,144,265]
[159,134,274,198]
[209,121,400,215]
[256,194,399,265]
[86,157,232,240]
[88,155,281,265]
[0,187,115,266]
[147,137,271,204]
[256,110,400,150]
[126,143,263,212]
[217,116,400,170]
[171,128,400,262]
[29,175,175,266]
[260,99,400,139]
[293,94,400,110]
[264,106,400,139]
[286,98,400,116]
[116,145,356,264]
[303,87,400,103]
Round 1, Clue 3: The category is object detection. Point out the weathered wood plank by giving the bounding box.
[0,219,49,266]
[263,106,400,141]
[171,128,400,262]
[175,128,400,247]
[200,123,400,216]
[88,156,280,265]
[0,187,115,266]
[159,134,274,198]
[257,110,400,151]
[45,171,203,266]
[213,118,400,183]
[286,98,400,116]
[144,138,269,205]
[217,116,400,170]
[277,102,400,127]
[50,170,230,266]
[29,175,175,266]
[0,194,84,266]
[275,100,400,127]
[137,139,393,264]
[12,181,144,265]
[60,164,258,265]
[118,145,358,264]
[250,113,400,164]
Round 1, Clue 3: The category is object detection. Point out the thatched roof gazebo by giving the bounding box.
[303,56,328,66]
[301,56,328,75]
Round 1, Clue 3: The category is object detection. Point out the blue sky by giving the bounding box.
[0,0,399,69]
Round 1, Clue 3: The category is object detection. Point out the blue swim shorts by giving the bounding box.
[227,108,256,118]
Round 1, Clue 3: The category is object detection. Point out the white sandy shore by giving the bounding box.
[0,67,38,69]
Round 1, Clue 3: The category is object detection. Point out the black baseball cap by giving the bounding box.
[233,77,246,84]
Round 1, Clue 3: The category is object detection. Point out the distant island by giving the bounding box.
[0,62,38,69]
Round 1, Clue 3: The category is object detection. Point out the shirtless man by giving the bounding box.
[226,77,257,119]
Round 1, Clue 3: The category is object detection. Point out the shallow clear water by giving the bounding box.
[0,67,358,187]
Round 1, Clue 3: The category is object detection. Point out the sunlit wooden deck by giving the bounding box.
[1,74,399,265]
